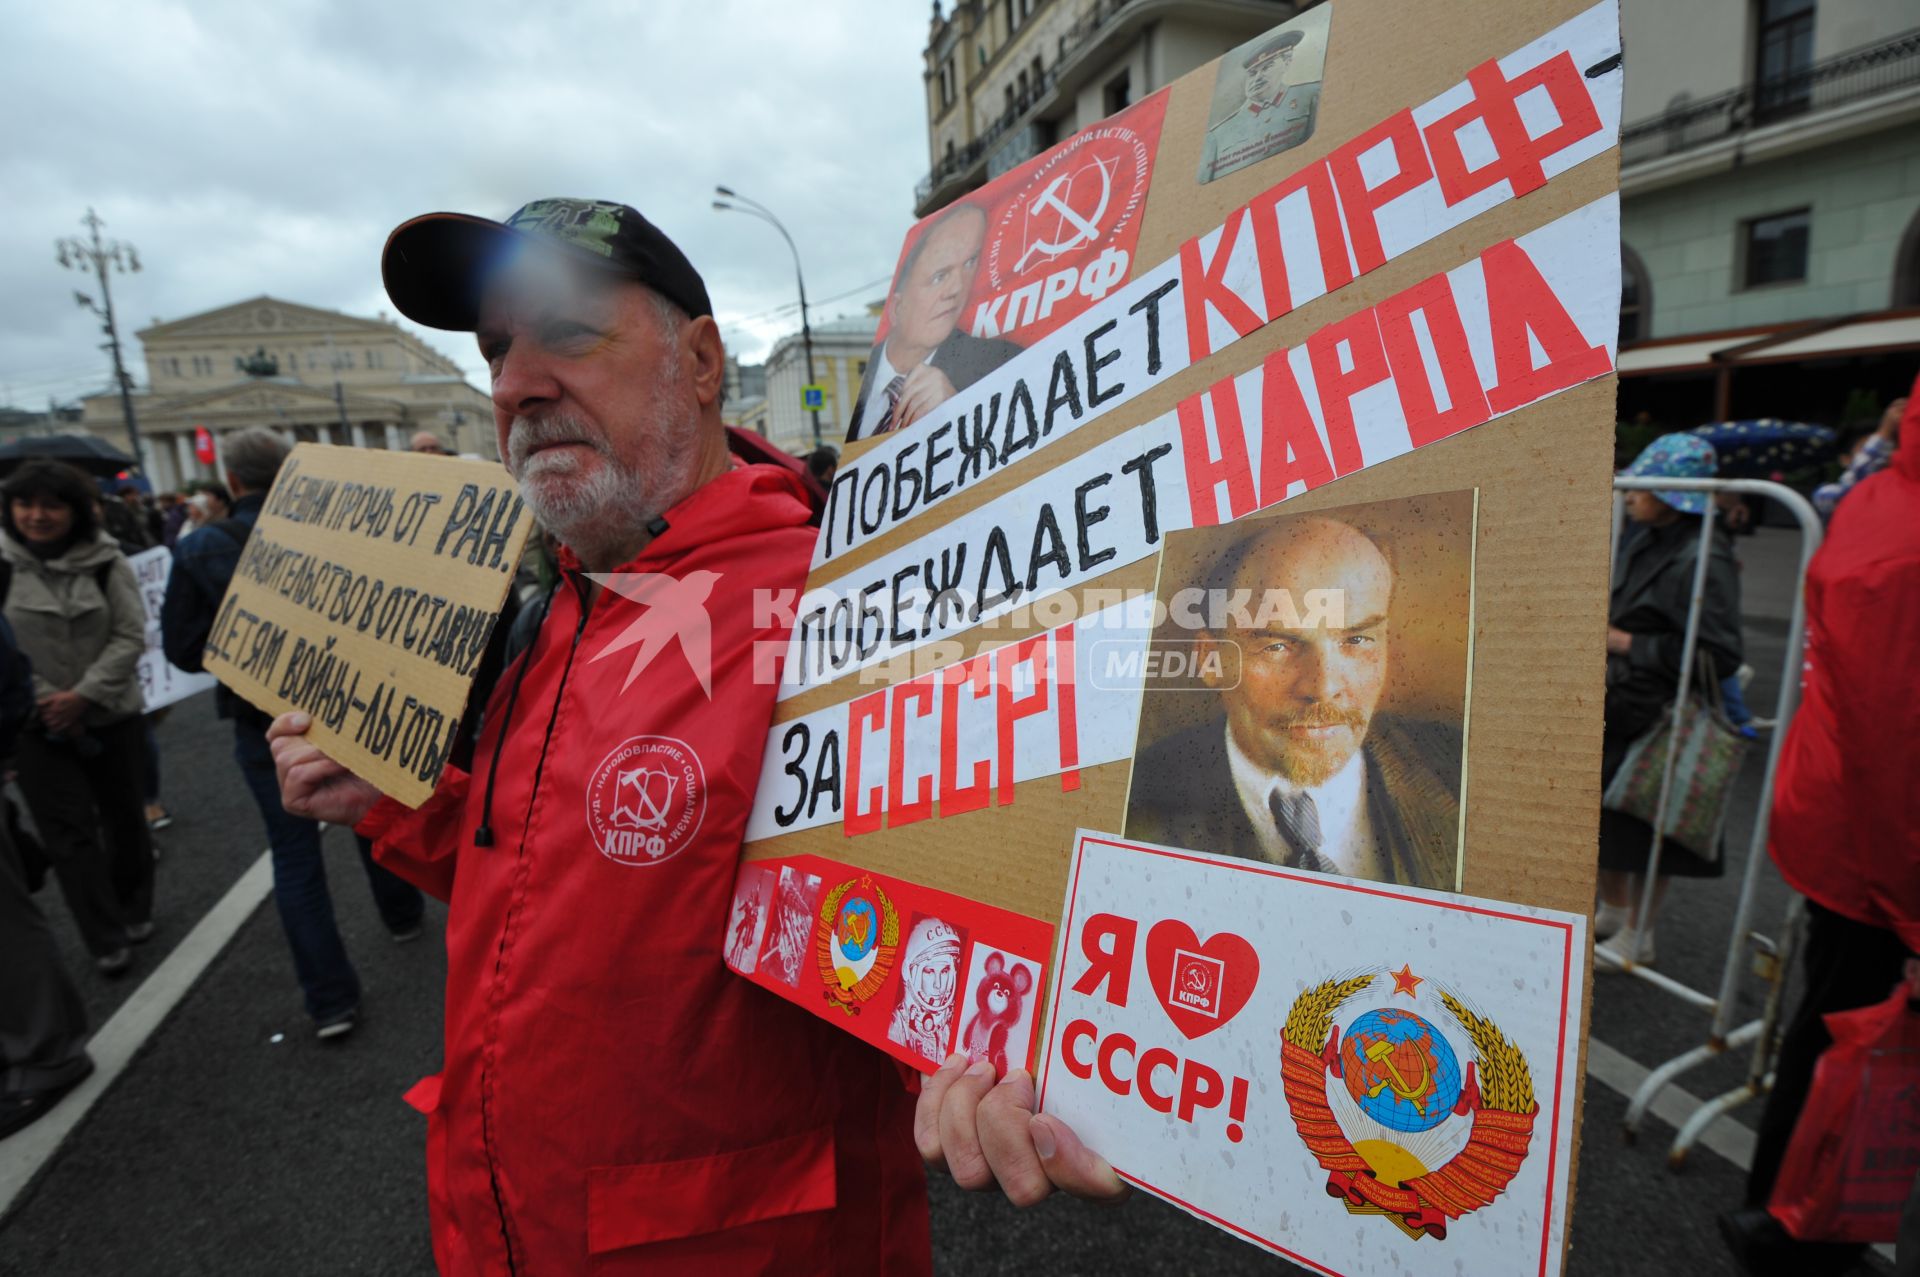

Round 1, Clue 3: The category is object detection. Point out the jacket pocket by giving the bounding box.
[403,1074,466,1274]
[586,1124,837,1256]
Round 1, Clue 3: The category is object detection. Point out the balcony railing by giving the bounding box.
[1622,27,1920,168]
[915,0,1199,209]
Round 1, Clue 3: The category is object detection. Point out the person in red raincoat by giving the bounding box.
[1721,375,1920,1276]
[270,199,941,1274]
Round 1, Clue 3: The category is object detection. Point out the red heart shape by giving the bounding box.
[1144,920,1259,1040]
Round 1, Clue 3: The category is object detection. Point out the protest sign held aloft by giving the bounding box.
[727,3,1622,1269]
[203,443,531,806]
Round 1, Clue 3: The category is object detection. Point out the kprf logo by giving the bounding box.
[584,735,705,867]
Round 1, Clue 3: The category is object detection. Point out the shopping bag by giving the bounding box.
[1768,981,1920,1243]
[1601,658,1749,858]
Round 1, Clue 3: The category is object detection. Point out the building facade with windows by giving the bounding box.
[77,296,495,491]
[916,0,1300,218]
[761,311,882,453]
[1617,0,1920,425]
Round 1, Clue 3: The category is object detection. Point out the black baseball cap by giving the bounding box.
[381,197,713,332]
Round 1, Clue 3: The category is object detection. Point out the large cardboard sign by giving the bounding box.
[730,2,1620,1257]
[128,545,218,712]
[1040,830,1587,1275]
[202,444,531,805]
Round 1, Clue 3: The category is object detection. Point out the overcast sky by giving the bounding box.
[1,0,932,411]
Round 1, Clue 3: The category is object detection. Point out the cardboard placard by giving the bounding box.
[202,444,532,806]
[129,545,219,711]
[726,1,1621,1263]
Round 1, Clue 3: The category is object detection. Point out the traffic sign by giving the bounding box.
[801,384,825,412]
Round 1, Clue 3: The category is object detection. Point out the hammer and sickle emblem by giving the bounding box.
[1365,1038,1433,1110]
[1013,153,1117,274]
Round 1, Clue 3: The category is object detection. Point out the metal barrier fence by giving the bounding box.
[1602,476,1822,1168]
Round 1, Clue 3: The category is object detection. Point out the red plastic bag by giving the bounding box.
[1768,980,1920,1243]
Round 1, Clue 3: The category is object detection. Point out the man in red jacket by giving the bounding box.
[268,198,940,1273]
[1720,376,1920,1276]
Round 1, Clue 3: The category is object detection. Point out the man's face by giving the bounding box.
[1203,519,1392,786]
[476,261,702,557]
[889,210,985,355]
[1244,46,1296,106]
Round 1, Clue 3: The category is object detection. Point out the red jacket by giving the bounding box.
[360,463,929,1275]
[1769,386,1920,951]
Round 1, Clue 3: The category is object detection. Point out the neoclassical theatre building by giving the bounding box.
[79,296,496,490]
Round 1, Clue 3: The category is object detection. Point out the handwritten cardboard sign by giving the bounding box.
[728,6,1620,1256]
[1040,830,1587,1275]
[129,545,218,712]
[202,444,531,806]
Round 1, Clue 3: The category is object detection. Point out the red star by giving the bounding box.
[1390,964,1424,998]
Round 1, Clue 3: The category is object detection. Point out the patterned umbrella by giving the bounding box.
[1687,419,1835,478]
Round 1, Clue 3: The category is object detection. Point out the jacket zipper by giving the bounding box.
[479,574,594,1275]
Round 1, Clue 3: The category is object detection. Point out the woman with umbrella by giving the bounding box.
[0,460,153,974]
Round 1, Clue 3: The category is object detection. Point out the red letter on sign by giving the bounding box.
[1325,109,1434,275]
[1062,1019,1098,1080]
[1245,161,1354,318]
[1137,1048,1178,1114]
[1378,273,1491,447]
[1097,1032,1137,1097]
[1257,347,1335,504]
[939,654,993,817]
[1052,626,1081,794]
[1178,1059,1227,1124]
[1481,238,1610,413]
[1178,209,1267,362]
[994,634,1052,806]
[844,689,887,837]
[1070,913,1137,1007]
[886,676,936,828]
[1306,308,1389,476]
[1175,376,1258,528]
[1425,52,1603,206]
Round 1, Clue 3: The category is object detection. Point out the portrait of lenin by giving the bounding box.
[1122,491,1475,892]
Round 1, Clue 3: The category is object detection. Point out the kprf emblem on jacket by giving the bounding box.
[815,874,901,1014]
[1280,966,1538,1241]
[584,735,705,867]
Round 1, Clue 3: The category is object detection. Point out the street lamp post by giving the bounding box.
[55,208,146,475]
[713,186,823,447]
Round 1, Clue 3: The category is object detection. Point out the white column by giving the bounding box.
[173,432,197,486]
[351,422,368,449]
[385,424,403,450]
[147,435,175,493]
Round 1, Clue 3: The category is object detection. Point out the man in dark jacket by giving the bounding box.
[160,428,423,1040]
[846,202,1022,440]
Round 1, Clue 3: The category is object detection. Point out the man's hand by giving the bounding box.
[892,364,959,433]
[914,1053,1128,1208]
[37,690,87,735]
[268,711,382,826]
[1605,626,1634,657]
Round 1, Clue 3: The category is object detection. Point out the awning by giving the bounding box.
[1618,308,1920,376]
[1737,312,1920,363]
[1617,336,1752,375]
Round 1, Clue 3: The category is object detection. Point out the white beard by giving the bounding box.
[508,408,698,567]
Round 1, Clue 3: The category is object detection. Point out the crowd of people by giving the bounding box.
[0,189,1910,1269]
